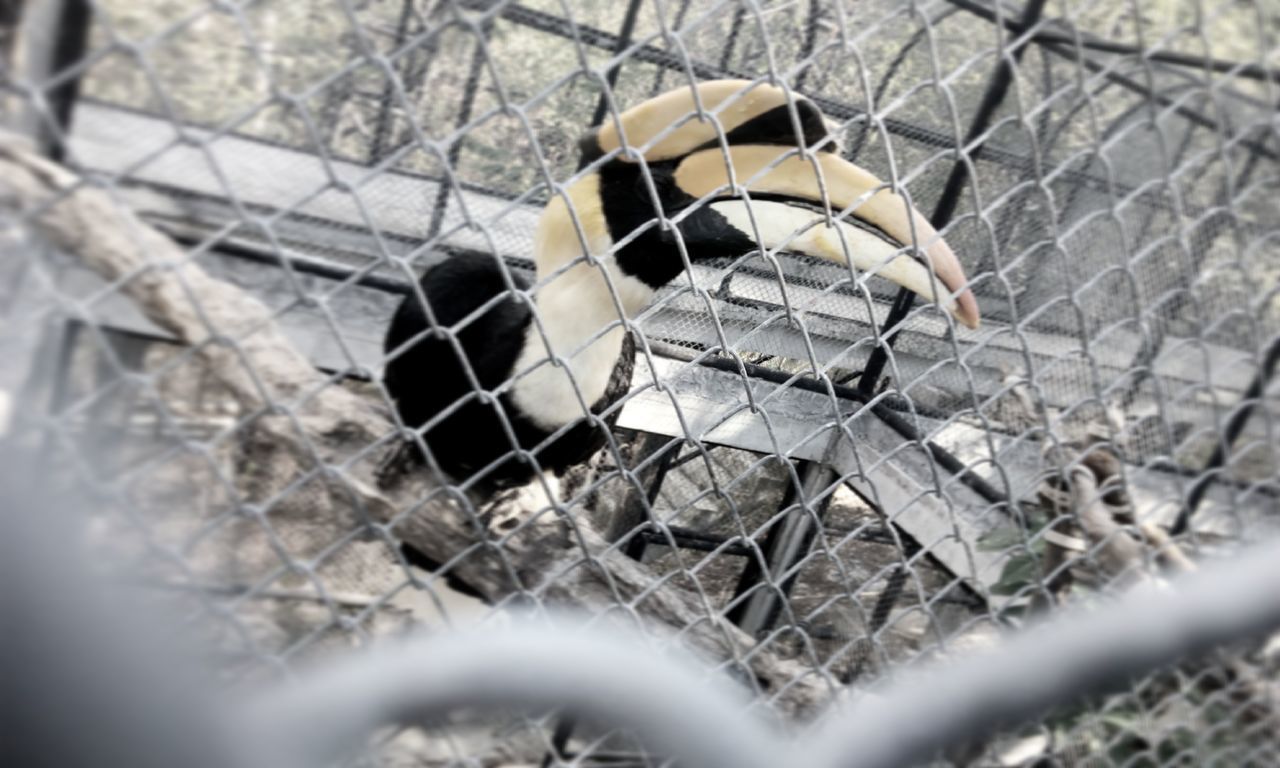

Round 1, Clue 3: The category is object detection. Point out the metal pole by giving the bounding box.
[725,458,839,637]
[12,0,91,160]
[620,438,681,560]
[1171,334,1280,535]
[577,0,644,172]
[945,0,1278,160]
[0,0,23,69]
[425,19,490,240]
[1028,29,1276,82]
[593,0,643,126]
[35,318,81,459]
[859,0,1051,396]
[367,0,417,165]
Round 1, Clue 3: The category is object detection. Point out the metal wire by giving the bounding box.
[3,0,1278,765]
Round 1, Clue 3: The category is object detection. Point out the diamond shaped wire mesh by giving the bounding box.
[2,0,1278,765]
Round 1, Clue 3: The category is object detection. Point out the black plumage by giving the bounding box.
[383,252,634,490]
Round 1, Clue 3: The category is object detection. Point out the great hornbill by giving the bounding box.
[383,79,980,500]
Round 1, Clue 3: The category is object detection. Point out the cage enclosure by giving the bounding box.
[2,1,1278,766]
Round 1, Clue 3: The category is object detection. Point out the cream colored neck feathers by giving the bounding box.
[508,175,651,430]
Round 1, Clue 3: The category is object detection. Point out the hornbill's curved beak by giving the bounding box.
[581,79,840,164]
[671,145,981,330]
[566,80,979,329]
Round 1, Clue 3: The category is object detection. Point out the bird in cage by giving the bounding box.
[382,79,979,507]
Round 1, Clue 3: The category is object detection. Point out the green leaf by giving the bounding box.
[991,551,1041,595]
[978,526,1026,552]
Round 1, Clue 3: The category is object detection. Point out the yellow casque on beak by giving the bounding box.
[587,79,837,163]
[672,145,981,329]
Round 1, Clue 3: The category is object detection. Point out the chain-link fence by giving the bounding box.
[2,0,1278,765]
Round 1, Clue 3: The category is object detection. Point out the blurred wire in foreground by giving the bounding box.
[12,441,1274,768]
[243,543,1280,768]
[1,445,250,768]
